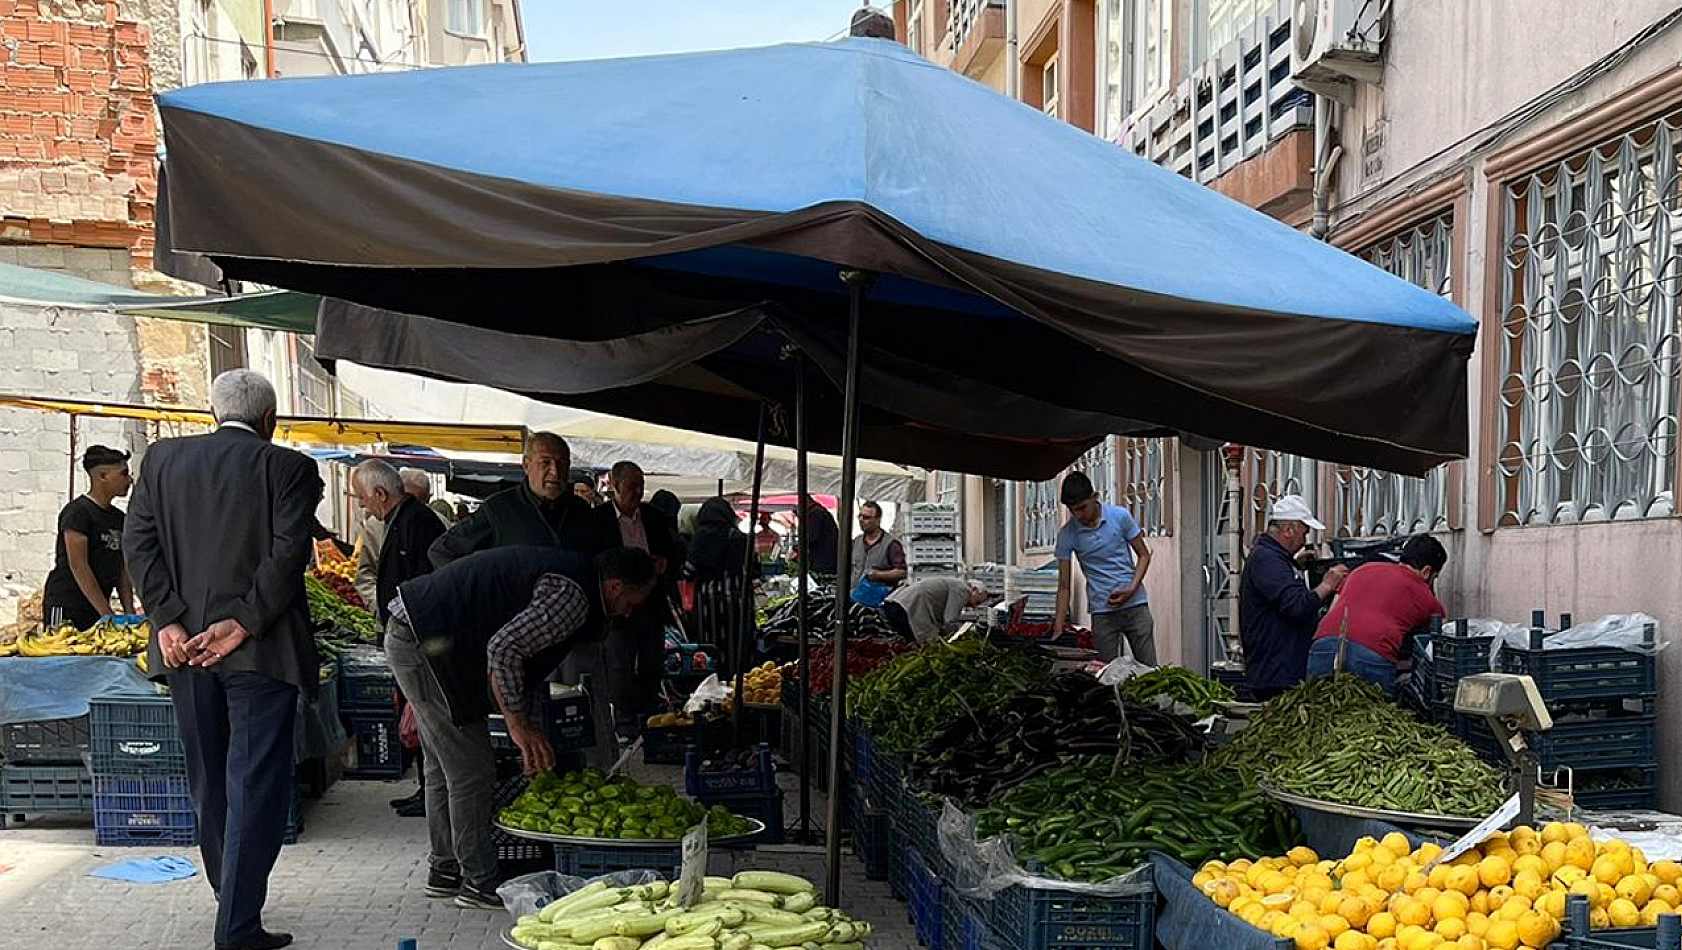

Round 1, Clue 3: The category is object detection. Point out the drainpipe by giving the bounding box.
[1310,94,1342,239]
[1004,0,1018,99]
[263,0,277,77]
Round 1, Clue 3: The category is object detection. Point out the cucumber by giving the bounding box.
[730,872,814,895]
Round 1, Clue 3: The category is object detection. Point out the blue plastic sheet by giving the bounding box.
[90,855,198,883]
[1150,852,1291,950]
[0,656,154,723]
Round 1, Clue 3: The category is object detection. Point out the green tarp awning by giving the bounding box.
[0,260,318,333]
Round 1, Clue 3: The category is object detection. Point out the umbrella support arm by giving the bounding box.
[735,401,768,744]
[825,269,873,901]
[793,353,813,841]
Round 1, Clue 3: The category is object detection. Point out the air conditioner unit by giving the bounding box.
[1290,0,1387,102]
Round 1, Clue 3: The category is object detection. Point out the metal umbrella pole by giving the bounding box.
[824,269,872,901]
[735,401,769,743]
[794,354,814,841]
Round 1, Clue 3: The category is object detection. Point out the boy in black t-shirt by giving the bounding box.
[41,445,136,629]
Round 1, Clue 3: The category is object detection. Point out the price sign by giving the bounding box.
[1430,795,1522,868]
[677,819,709,907]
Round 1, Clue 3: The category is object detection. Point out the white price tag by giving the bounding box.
[1430,795,1522,868]
[677,819,709,907]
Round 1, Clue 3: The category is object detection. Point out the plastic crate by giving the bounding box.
[342,711,403,779]
[906,848,945,950]
[906,506,960,535]
[1572,767,1660,811]
[896,796,946,879]
[686,742,776,799]
[987,871,1156,950]
[713,788,784,845]
[851,724,876,792]
[89,693,186,775]
[1531,715,1657,772]
[491,691,597,755]
[490,771,554,867]
[1,716,91,765]
[1497,642,1658,705]
[0,763,94,820]
[1431,631,1494,680]
[644,725,693,765]
[93,772,197,846]
[338,647,398,711]
[944,889,995,950]
[1566,892,1682,949]
[849,798,892,880]
[869,750,905,815]
[555,843,682,878]
[907,538,961,565]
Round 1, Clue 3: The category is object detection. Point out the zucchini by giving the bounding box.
[593,939,643,950]
[661,936,720,950]
[547,884,622,920]
[718,889,780,905]
[731,872,814,895]
[780,894,816,914]
[736,907,805,926]
[705,876,734,889]
[721,934,752,950]
[747,920,831,948]
[820,943,864,950]
[667,908,745,935]
[643,934,672,950]
[618,910,684,937]
[573,918,637,944]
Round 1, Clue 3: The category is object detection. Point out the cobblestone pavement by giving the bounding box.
[0,764,914,950]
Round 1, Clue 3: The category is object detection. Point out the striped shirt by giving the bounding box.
[485,573,592,717]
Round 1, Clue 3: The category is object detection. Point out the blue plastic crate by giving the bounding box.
[1,715,90,765]
[686,742,776,799]
[848,797,891,880]
[944,888,994,950]
[906,848,945,950]
[93,772,197,846]
[896,797,946,879]
[89,693,185,775]
[851,722,875,791]
[1,763,94,820]
[1497,641,1657,705]
[870,751,906,814]
[1566,892,1682,949]
[1573,767,1660,811]
[987,871,1156,950]
[342,711,403,779]
[337,647,397,711]
[555,843,682,878]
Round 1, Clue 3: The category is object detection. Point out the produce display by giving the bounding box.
[1213,674,1506,815]
[1195,823,1682,950]
[310,563,367,610]
[509,872,874,950]
[740,662,782,705]
[912,671,1205,805]
[497,768,754,840]
[1118,665,1235,717]
[973,757,1295,882]
[305,573,378,641]
[757,588,894,642]
[0,616,151,657]
[847,640,1049,754]
[794,638,911,698]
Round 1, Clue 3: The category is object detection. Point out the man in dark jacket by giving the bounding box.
[1237,495,1348,701]
[428,432,603,567]
[795,495,839,575]
[385,545,657,910]
[592,461,682,739]
[124,369,322,950]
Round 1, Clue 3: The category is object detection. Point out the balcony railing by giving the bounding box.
[949,0,1003,54]
[1121,0,1313,184]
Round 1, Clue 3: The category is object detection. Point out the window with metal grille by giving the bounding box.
[1247,449,1317,536]
[1334,213,1455,536]
[1022,477,1062,550]
[294,335,335,417]
[1118,437,1170,535]
[935,471,961,505]
[1495,115,1681,525]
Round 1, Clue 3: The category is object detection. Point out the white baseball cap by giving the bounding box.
[1269,494,1325,531]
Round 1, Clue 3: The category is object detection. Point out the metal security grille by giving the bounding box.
[948,0,1000,51]
[1335,213,1455,537]
[1073,438,1118,499]
[1022,477,1062,550]
[1119,437,1170,535]
[1495,115,1682,525]
[1246,449,1316,536]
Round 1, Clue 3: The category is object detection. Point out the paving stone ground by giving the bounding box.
[0,762,915,950]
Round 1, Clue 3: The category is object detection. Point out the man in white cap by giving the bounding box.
[1237,494,1348,701]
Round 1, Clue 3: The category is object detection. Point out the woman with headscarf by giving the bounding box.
[684,497,757,670]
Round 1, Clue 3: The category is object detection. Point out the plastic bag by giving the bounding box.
[683,673,731,714]
[1095,656,1155,686]
[936,799,1154,901]
[1489,613,1664,667]
[497,868,664,921]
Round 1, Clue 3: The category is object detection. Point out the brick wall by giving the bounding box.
[0,0,159,271]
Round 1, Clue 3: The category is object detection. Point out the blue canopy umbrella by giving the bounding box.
[154,37,1477,891]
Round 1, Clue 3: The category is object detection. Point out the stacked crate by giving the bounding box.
[0,713,93,827]
[338,646,403,780]
[904,504,961,583]
[684,742,782,845]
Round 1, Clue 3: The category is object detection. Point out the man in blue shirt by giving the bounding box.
[1052,471,1155,663]
[1237,494,1348,700]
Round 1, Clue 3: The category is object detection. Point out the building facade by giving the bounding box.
[901,0,1682,804]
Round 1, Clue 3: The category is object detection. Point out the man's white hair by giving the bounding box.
[966,579,990,598]
[398,467,431,496]
[210,369,277,426]
[353,459,404,497]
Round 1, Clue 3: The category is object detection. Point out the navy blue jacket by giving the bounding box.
[1238,533,1326,690]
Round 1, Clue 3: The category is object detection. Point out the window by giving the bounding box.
[1100,0,1171,137]
[293,335,334,416]
[208,325,246,378]
[1495,114,1682,525]
[1041,56,1059,115]
[1022,477,1062,550]
[1247,449,1316,536]
[1334,213,1456,536]
[1205,0,1267,57]
[446,0,482,36]
[936,471,961,506]
[1119,438,1171,535]
[908,0,924,54]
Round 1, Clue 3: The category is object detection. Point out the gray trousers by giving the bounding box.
[1090,604,1157,665]
[385,617,500,889]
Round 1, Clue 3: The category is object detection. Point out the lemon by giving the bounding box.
[1469,890,1490,916]
[1599,883,1618,909]
[1408,933,1444,950]
[1193,869,1217,890]
[1540,824,1571,846]
[1652,861,1682,886]
[1416,887,1443,909]
[1383,833,1413,857]
[1561,823,1590,840]
[1370,849,1397,869]
[1295,920,1333,950]
[1428,865,1452,891]
[1261,871,1296,894]
[1615,874,1653,906]
[1454,935,1485,950]
[1433,891,1470,922]
[1290,847,1321,867]
[1494,897,1532,922]
[1416,843,1445,865]
[1553,866,1588,888]
[1435,918,1468,941]
[1464,912,1490,937]
[1377,866,1411,893]
[1211,879,1243,907]
[1447,867,1482,898]
[1368,911,1399,939]
[1591,856,1624,886]
[1655,884,1682,906]
[1510,870,1544,902]
[1320,914,1351,938]
[1564,838,1598,872]
[1344,869,1374,892]
[1484,885,1514,910]
[1478,856,1513,889]
[1511,854,1547,877]
[1641,899,1675,926]
[1589,907,1611,930]
[1513,910,1558,949]
[1402,871,1430,895]
[1483,919,1520,950]
[1261,910,1290,934]
[1511,836,1541,858]
[1608,898,1641,928]
[1294,901,1323,921]
[1334,932,1374,950]
[1345,852,1376,874]
[1533,890,1567,921]
[1539,842,1568,874]
[1240,902,1269,926]
[1339,895,1376,929]
[1395,897,1433,928]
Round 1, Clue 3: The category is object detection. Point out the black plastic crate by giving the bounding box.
[93,772,197,846]
[0,763,94,821]
[643,724,692,765]
[490,770,554,868]
[907,849,946,950]
[1468,714,1657,772]
[987,874,1156,950]
[343,711,403,779]
[712,788,783,846]
[1497,641,1657,705]
[338,647,397,711]
[686,742,776,799]
[1431,630,1494,681]
[89,693,186,775]
[555,843,682,878]
[1,716,90,765]
[1565,892,1682,949]
[490,691,596,755]
[1573,767,1660,811]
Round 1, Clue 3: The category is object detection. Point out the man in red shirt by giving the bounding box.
[1306,534,1447,698]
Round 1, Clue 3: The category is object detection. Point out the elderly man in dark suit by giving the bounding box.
[125,369,323,950]
[591,461,681,740]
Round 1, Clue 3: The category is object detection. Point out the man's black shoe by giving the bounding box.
[425,867,462,899]
[395,798,426,818]
[454,881,504,911]
[214,930,293,950]
[388,789,423,809]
